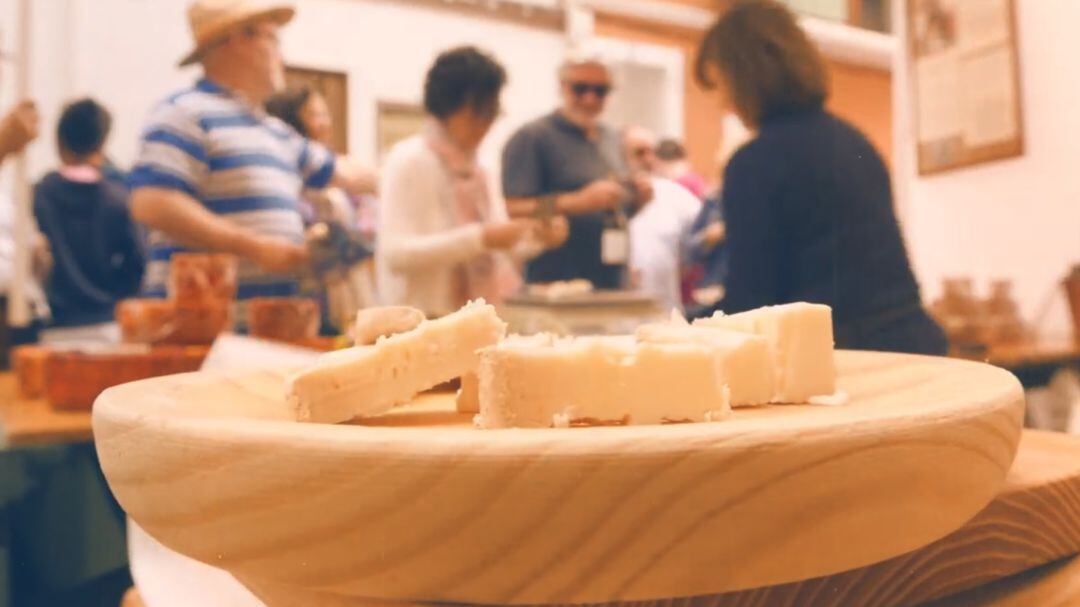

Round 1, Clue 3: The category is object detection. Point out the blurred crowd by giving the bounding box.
[0,0,947,356]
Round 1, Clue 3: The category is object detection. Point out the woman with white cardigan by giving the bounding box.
[377,46,567,316]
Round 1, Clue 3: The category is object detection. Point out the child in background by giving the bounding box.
[33,99,144,338]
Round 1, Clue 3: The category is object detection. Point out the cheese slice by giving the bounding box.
[287,300,506,423]
[694,302,835,403]
[475,334,730,428]
[635,323,774,407]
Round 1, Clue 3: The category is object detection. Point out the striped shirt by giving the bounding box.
[128,78,336,299]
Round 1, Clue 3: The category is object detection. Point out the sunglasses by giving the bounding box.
[568,82,612,98]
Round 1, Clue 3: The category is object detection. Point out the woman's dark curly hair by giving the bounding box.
[424,46,506,120]
[265,87,314,137]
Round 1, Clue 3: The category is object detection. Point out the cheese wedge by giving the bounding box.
[694,302,835,403]
[287,300,506,423]
[475,334,730,428]
[635,323,774,407]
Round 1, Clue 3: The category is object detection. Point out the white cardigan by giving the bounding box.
[376,135,526,316]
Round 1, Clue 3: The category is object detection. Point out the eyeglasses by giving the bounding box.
[243,24,281,47]
[631,146,654,159]
[568,82,612,98]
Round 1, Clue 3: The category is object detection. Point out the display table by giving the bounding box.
[0,373,126,607]
[0,373,92,448]
[980,336,1080,387]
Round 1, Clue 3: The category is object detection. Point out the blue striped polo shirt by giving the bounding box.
[128,78,336,299]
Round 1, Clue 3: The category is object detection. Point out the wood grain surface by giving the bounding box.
[0,373,93,447]
[93,351,1025,605]
[487,430,1078,607]
[929,553,1080,607]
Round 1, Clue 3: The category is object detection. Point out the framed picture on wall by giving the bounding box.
[907,0,1024,175]
[284,66,349,154]
[376,102,427,161]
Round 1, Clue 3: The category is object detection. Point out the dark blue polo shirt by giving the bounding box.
[501,111,628,289]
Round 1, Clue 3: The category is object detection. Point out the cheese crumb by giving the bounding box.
[808,390,850,407]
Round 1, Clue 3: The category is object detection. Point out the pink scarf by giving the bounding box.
[425,121,520,306]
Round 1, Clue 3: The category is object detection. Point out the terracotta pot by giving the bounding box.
[247,298,320,342]
[12,344,49,398]
[43,345,209,411]
[117,299,233,345]
[168,253,238,305]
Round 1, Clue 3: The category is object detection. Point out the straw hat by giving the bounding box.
[178,0,295,67]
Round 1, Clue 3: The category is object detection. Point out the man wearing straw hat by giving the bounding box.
[128,0,375,300]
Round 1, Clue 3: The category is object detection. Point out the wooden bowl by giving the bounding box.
[93,352,1024,606]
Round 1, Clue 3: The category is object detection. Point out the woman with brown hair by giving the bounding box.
[696,0,947,354]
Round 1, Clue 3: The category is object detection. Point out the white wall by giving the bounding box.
[590,35,684,140]
[0,0,91,194]
[894,0,1080,336]
[284,0,565,178]
[60,0,570,177]
[5,0,566,186]
[2,0,694,189]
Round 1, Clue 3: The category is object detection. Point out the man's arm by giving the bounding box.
[501,123,629,218]
[296,137,375,195]
[330,155,378,195]
[130,187,308,273]
[505,181,626,219]
[0,100,39,165]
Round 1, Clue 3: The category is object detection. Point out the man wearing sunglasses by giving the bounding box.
[502,52,653,290]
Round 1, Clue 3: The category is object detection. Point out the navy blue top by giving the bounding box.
[719,108,947,355]
[686,192,728,288]
[501,112,629,289]
[33,171,145,327]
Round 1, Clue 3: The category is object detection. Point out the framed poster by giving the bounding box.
[284,66,349,154]
[376,102,427,161]
[907,0,1024,175]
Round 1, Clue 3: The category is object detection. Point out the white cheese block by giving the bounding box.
[475,335,730,428]
[635,323,774,407]
[352,306,425,346]
[287,300,506,423]
[527,279,594,299]
[456,372,480,414]
[694,302,835,403]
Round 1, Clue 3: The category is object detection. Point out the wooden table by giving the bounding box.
[986,336,1080,370]
[954,336,1080,388]
[931,555,1080,606]
[0,370,125,607]
[0,372,93,447]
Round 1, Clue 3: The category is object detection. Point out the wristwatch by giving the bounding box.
[532,194,557,221]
